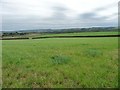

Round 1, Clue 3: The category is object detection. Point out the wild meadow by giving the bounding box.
[2,37,118,88]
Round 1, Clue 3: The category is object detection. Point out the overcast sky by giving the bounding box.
[1,0,119,31]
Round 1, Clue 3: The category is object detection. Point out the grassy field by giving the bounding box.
[39,31,119,37]
[2,31,118,39]
[0,40,2,89]
[2,37,118,88]
[27,31,119,39]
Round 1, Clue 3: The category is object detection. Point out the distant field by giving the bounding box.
[28,31,119,39]
[2,37,118,88]
[2,31,119,39]
[39,31,119,37]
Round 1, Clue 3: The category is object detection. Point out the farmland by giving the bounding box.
[32,31,118,38]
[2,36,118,88]
[2,31,118,39]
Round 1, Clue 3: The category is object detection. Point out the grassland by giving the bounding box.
[0,40,2,89]
[27,31,118,39]
[2,31,118,39]
[38,31,119,37]
[2,37,118,88]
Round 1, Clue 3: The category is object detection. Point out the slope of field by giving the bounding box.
[2,37,118,88]
[39,31,119,37]
[2,31,118,39]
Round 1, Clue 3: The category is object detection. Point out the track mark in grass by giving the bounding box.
[85,48,103,57]
[51,55,71,65]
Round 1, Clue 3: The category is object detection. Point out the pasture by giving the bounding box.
[2,31,118,39]
[2,37,118,88]
[37,31,118,37]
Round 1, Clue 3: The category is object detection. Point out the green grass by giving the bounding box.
[3,31,118,39]
[2,37,118,88]
[32,31,119,38]
[51,55,71,65]
[0,40,2,89]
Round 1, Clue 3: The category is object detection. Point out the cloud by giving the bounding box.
[94,3,117,12]
[78,12,108,22]
[50,5,68,20]
[77,2,118,24]
[1,0,118,31]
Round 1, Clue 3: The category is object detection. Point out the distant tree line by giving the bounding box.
[2,27,118,37]
[2,32,27,37]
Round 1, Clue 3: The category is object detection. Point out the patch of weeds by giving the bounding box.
[51,55,71,65]
[15,61,20,65]
[81,44,88,46]
[85,48,103,57]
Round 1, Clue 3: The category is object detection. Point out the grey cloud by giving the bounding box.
[94,5,109,12]
[78,12,108,22]
[1,0,118,31]
[110,13,118,18]
[49,5,69,20]
[52,6,68,12]
[80,12,97,19]
[78,3,118,23]
[94,3,117,12]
